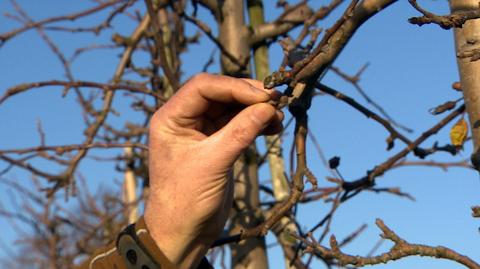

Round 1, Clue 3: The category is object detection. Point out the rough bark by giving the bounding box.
[293,0,397,83]
[219,1,269,268]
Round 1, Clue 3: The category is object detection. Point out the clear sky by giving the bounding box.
[0,1,479,268]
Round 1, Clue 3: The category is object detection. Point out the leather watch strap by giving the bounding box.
[116,218,176,269]
[116,217,214,269]
[75,216,214,269]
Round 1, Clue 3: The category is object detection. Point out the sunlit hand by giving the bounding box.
[144,73,283,269]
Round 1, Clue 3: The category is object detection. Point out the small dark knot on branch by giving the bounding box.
[472,206,480,218]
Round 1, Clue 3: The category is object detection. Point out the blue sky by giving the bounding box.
[0,1,479,268]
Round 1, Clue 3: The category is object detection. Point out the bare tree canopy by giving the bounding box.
[0,0,479,268]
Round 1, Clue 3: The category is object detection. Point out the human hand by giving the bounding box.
[144,73,283,268]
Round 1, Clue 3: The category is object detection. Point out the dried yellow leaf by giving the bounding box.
[450,118,468,147]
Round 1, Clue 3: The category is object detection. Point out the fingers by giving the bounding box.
[242,78,283,107]
[164,73,271,126]
[262,110,284,135]
[240,78,268,93]
[207,103,281,165]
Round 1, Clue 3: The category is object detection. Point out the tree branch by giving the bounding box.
[408,0,480,30]
[295,219,480,268]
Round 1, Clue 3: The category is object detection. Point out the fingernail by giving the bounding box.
[270,90,282,101]
[276,110,284,121]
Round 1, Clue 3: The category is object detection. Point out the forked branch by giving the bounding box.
[294,219,480,268]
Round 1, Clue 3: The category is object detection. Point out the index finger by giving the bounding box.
[163,73,271,123]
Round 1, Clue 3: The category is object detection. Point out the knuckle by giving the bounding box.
[151,108,164,124]
[150,107,168,131]
[150,112,160,128]
[189,72,211,85]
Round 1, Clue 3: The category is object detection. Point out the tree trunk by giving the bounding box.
[158,7,176,98]
[229,148,270,269]
[123,147,138,224]
[219,1,269,268]
[450,0,480,155]
[247,1,303,268]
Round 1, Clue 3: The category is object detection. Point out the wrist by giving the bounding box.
[144,205,210,269]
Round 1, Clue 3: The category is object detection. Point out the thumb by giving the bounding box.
[208,103,277,164]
